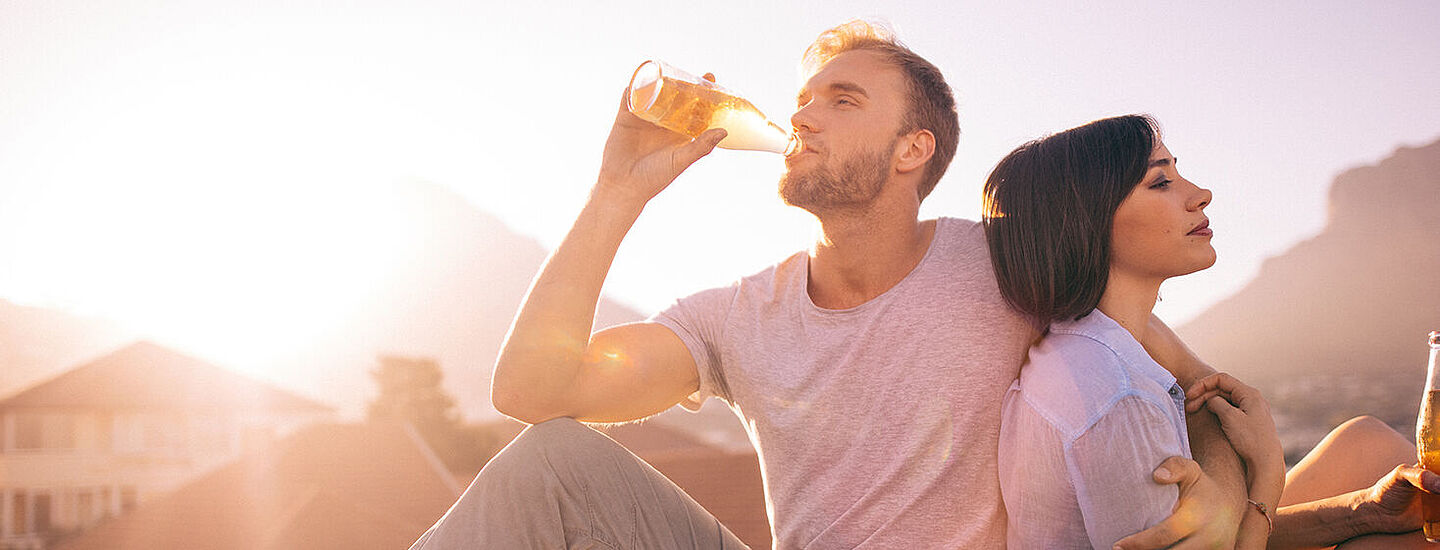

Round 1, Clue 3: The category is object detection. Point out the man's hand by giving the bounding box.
[1113,456,1242,550]
[1349,463,1440,535]
[595,78,727,208]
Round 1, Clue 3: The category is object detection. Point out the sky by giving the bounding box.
[1,0,1438,383]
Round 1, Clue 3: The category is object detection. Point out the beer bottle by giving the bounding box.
[1417,330,1440,542]
[628,60,794,154]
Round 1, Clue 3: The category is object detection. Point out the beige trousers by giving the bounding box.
[409,418,750,550]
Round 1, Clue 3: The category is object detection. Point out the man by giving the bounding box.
[411,20,1245,549]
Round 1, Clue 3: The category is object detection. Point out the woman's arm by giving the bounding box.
[1117,315,1250,547]
[1071,395,1196,548]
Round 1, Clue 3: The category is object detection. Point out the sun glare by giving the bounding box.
[0,26,468,381]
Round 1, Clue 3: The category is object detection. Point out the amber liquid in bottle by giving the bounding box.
[1416,331,1440,542]
[628,60,791,154]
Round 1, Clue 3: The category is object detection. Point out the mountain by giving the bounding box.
[0,299,132,399]
[1178,137,1440,454]
[269,182,648,419]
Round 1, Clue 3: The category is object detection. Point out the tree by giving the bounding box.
[367,355,460,431]
[367,355,508,473]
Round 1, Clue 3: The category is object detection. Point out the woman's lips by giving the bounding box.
[1188,218,1213,236]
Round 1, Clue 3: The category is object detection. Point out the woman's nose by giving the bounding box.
[1190,185,1213,211]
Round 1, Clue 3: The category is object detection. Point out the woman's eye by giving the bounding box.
[1149,178,1172,190]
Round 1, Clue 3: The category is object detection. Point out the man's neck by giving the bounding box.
[806,201,935,310]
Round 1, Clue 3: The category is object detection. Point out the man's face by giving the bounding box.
[779,50,910,211]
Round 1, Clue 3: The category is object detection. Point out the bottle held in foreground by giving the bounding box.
[1416,330,1440,542]
[627,60,794,154]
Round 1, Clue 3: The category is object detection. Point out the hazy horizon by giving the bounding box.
[2,1,1438,386]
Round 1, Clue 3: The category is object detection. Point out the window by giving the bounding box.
[15,414,43,450]
[99,487,112,519]
[12,414,76,452]
[77,490,95,527]
[120,486,137,513]
[33,492,51,533]
[10,492,26,534]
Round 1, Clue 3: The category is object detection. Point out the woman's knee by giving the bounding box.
[1335,415,1394,437]
[1329,415,1408,449]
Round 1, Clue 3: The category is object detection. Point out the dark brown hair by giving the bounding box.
[802,20,958,202]
[981,115,1160,325]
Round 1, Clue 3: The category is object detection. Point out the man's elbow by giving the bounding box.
[491,382,568,425]
[491,384,538,424]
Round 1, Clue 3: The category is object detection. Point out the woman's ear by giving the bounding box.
[895,129,936,174]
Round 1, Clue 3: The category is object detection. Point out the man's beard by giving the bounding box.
[779,139,894,212]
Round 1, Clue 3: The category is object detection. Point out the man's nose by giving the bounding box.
[790,104,817,134]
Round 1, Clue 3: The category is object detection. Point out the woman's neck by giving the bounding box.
[1096,272,1163,343]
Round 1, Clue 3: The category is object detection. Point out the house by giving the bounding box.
[0,341,333,549]
[51,422,461,550]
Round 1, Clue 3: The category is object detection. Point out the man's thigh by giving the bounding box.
[411,418,749,550]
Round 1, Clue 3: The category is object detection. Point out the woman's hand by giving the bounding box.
[1186,373,1284,474]
[1186,373,1285,500]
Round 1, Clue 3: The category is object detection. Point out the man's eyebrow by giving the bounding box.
[796,81,870,104]
[828,81,869,98]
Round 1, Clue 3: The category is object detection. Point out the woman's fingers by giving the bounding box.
[1205,395,1244,425]
[1185,372,1241,399]
[1184,372,1266,414]
[1185,388,1223,413]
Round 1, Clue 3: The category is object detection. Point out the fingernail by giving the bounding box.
[1154,466,1171,480]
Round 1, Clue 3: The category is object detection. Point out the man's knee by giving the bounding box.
[481,417,629,479]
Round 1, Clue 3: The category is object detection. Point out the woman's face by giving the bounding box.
[1110,140,1216,282]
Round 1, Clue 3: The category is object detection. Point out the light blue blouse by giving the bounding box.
[998,309,1191,549]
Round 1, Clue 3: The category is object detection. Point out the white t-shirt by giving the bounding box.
[653,218,1038,549]
[998,309,1192,549]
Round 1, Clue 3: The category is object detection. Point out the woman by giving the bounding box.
[983,115,1436,549]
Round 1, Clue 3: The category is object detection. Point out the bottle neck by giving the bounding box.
[1428,331,1440,391]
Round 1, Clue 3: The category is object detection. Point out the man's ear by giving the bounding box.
[895,129,936,174]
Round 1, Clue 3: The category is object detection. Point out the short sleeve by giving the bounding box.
[1068,394,1185,549]
[648,284,738,410]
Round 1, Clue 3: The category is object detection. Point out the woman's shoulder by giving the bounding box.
[1015,331,1144,435]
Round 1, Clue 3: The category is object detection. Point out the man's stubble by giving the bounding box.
[779,137,897,212]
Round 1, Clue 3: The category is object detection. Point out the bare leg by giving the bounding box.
[1282,416,1432,549]
[1282,416,1415,507]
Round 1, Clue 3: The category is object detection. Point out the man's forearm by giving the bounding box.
[490,188,646,421]
[1188,406,1251,521]
[1146,315,1252,541]
[1268,492,1365,550]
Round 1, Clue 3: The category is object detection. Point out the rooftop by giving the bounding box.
[0,341,332,414]
[53,422,460,550]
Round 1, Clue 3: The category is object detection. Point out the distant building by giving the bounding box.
[0,341,333,550]
[50,422,460,550]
